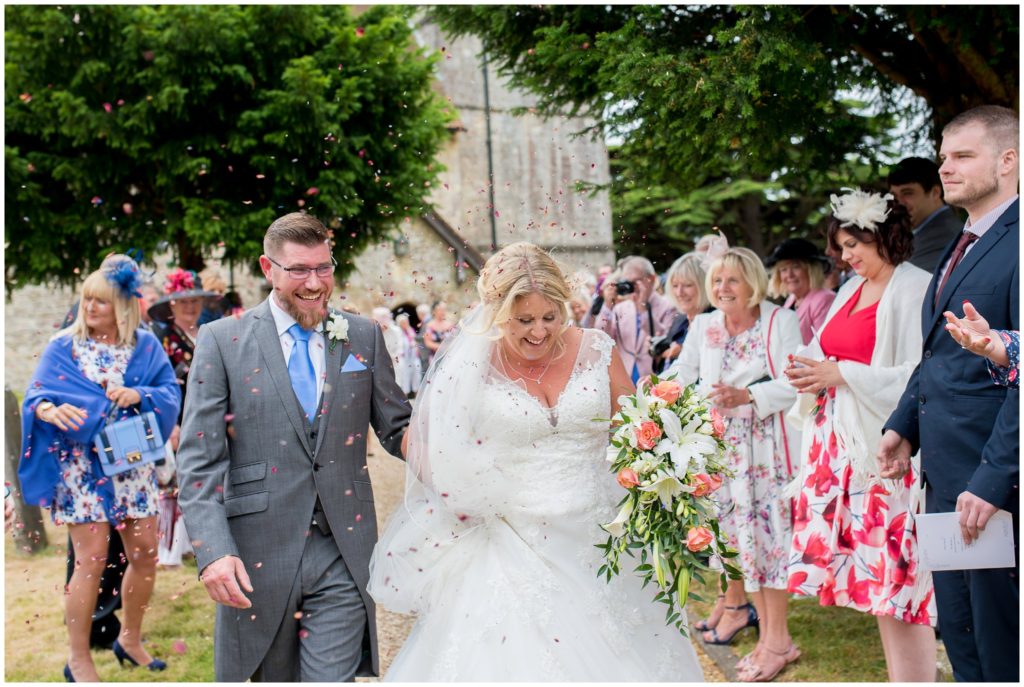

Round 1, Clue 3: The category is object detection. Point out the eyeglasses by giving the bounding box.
[266,255,337,280]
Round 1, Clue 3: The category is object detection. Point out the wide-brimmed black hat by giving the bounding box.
[763,238,832,273]
[148,269,220,323]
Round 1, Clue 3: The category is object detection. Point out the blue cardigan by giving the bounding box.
[19,329,180,511]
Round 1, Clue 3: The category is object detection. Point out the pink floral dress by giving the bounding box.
[715,320,792,591]
[786,291,936,626]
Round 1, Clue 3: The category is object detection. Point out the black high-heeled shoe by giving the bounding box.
[702,602,759,645]
[112,639,167,671]
[63,663,75,683]
[694,594,726,632]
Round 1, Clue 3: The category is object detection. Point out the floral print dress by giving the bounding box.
[787,292,936,626]
[716,320,792,591]
[50,338,159,526]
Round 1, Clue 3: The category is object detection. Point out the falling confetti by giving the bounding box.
[172,640,187,655]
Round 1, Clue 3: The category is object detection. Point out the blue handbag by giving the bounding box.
[92,403,165,477]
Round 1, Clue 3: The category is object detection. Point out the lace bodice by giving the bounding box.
[431,329,618,523]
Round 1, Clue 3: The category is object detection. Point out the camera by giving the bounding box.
[615,280,636,296]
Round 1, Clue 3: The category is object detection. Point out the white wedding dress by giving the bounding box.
[368,323,704,682]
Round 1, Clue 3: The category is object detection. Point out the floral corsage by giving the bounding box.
[325,312,349,352]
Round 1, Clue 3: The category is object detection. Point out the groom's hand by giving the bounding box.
[200,555,254,609]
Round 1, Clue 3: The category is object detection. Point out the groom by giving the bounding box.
[177,212,410,681]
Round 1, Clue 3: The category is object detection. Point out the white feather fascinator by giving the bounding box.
[829,187,894,232]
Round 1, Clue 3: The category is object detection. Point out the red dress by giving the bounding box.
[787,283,936,626]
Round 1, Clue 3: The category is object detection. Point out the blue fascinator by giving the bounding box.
[103,254,144,300]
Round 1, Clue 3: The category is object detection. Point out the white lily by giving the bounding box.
[601,498,634,537]
[637,469,687,508]
[654,407,719,476]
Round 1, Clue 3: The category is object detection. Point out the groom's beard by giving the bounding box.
[276,289,328,330]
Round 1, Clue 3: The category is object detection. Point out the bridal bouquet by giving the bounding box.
[597,374,740,634]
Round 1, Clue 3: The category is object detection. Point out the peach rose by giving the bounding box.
[709,407,727,439]
[634,421,663,451]
[691,473,714,497]
[616,467,640,489]
[686,526,714,552]
[651,380,682,405]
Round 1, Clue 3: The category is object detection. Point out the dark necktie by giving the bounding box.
[934,231,978,307]
[287,324,318,424]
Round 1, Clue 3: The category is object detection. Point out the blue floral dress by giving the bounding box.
[50,338,159,526]
[987,330,1019,388]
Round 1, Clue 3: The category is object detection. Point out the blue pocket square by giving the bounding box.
[341,355,368,373]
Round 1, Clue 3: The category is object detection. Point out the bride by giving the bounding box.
[368,242,705,681]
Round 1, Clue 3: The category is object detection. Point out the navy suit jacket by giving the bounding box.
[885,199,1019,511]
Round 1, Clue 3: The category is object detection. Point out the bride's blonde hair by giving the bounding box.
[476,242,573,333]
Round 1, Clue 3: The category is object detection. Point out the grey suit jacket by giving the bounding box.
[176,299,410,681]
[909,205,963,274]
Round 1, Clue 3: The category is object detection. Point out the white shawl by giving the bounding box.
[667,300,803,471]
[787,262,931,487]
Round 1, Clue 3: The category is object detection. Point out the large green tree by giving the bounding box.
[5,5,454,289]
[433,5,1017,263]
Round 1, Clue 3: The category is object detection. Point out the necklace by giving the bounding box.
[498,341,556,385]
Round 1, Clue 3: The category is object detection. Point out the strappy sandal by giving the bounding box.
[693,594,726,632]
[701,603,759,645]
[738,643,800,682]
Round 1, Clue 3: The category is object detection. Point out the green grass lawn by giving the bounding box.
[5,519,215,682]
[687,580,891,682]
[8,519,946,682]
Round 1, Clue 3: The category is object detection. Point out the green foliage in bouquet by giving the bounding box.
[596,373,742,635]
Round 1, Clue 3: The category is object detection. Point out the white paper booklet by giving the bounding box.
[915,509,1016,571]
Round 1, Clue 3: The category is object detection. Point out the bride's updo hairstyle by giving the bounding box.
[476,242,573,333]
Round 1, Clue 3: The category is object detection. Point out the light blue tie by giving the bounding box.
[287,324,318,424]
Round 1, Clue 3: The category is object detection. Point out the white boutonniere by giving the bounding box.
[325,312,349,352]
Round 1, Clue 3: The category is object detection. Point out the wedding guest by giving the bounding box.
[785,190,936,681]
[582,269,621,328]
[197,267,229,325]
[569,292,591,327]
[372,307,403,373]
[394,313,423,397]
[148,268,218,567]
[880,105,1019,682]
[422,301,455,363]
[653,253,711,374]
[823,243,854,292]
[19,255,179,681]
[138,282,161,331]
[888,157,963,273]
[694,232,724,254]
[596,256,676,382]
[764,238,835,345]
[666,247,801,682]
[944,302,1019,388]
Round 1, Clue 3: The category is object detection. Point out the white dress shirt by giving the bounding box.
[268,295,326,402]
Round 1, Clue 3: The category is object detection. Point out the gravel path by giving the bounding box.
[365,435,725,681]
